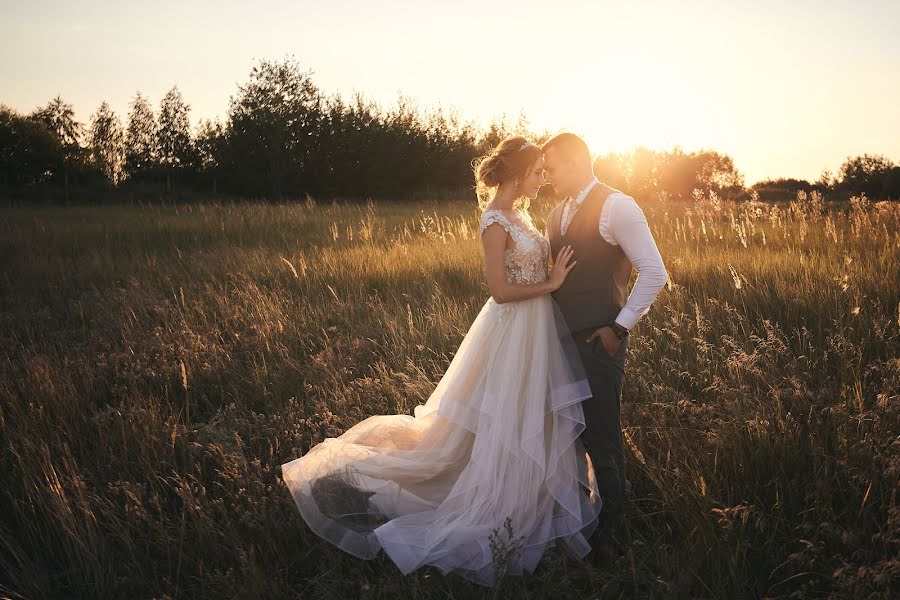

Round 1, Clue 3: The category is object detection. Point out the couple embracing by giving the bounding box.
[281,133,668,587]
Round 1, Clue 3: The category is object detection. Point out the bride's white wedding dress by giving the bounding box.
[281,207,602,586]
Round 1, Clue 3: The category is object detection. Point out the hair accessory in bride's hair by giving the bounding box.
[518,141,532,151]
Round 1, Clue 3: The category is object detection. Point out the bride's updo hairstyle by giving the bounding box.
[473,136,542,210]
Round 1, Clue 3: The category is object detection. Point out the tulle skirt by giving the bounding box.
[281,294,601,586]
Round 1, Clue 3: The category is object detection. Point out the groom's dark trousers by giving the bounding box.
[545,181,634,541]
[573,327,628,537]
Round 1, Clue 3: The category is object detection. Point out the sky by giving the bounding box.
[2,0,899,185]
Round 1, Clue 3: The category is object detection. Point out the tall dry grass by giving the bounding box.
[0,192,897,598]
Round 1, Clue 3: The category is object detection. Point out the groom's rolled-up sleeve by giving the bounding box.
[607,195,668,330]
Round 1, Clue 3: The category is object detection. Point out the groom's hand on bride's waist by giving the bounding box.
[585,323,628,357]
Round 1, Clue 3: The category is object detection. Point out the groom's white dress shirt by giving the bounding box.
[557,176,668,331]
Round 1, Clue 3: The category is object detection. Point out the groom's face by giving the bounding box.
[542,147,578,197]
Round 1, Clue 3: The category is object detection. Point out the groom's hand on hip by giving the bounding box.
[586,326,622,357]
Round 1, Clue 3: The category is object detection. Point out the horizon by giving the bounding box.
[2,0,899,186]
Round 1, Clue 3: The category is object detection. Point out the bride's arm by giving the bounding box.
[481,223,574,304]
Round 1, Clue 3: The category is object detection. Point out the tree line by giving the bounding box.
[1,57,898,204]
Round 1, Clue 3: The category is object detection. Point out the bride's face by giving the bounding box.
[519,157,545,199]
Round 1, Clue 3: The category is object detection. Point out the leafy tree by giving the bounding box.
[838,154,895,196]
[588,147,745,201]
[477,113,520,157]
[0,105,63,188]
[882,166,900,200]
[815,169,835,191]
[426,107,480,192]
[194,118,225,192]
[751,178,815,201]
[696,150,744,192]
[628,147,658,199]
[158,86,195,190]
[30,96,88,201]
[125,92,158,178]
[593,152,629,191]
[30,96,83,159]
[656,148,744,200]
[88,101,125,185]
[223,57,323,198]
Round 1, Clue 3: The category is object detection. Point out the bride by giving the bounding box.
[281,136,603,586]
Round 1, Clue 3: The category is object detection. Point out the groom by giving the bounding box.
[542,133,668,557]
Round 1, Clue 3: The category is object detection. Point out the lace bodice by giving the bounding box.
[479,209,550,285]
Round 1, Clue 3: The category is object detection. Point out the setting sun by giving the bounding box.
[533,52,722,156]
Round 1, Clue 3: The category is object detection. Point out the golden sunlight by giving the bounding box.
[533,51,723,155]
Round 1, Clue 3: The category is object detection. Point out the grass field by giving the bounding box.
[1,192,898,599]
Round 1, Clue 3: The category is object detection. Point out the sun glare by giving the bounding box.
[533,53,721,157]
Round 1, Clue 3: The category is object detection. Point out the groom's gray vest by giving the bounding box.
[547,183,633,333]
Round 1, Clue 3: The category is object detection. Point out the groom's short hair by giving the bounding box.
[541,133,591,169]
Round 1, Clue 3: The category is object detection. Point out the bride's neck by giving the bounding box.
[489,183,518,210]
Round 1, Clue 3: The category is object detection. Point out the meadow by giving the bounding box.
[0,191,897,599]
